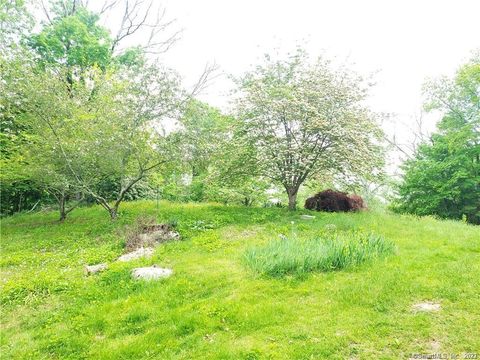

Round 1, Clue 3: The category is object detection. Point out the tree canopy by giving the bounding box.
[233,49,385,209]
[0,0,210,219]
[393,55,480,224]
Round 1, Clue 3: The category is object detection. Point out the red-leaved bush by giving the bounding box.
[304,189,366,212]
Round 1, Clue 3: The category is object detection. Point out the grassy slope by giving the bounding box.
[1,201,479,359]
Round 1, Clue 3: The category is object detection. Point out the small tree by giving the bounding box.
[178,100,233,179]
[234,49,384,209]
[23,136,84,221]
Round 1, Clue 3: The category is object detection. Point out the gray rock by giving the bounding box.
[132,265,173,280]
[85,263,107,275]
[137,230,180,244]
[118,247,154,262]
[300,215,315,219]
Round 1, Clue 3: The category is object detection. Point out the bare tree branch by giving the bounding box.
[383,112,430,160]
[40,0,53,24]
[100,0,119,14]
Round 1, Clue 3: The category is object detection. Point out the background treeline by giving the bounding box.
[0,0,478,224]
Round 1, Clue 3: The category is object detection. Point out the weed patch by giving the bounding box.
[244,231,395,277]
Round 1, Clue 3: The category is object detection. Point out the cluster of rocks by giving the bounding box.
[84,223,179,280]
[125,223,180,252]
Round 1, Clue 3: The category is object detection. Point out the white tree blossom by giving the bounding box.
[234,49,385,209]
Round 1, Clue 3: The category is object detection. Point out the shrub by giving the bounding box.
[244,232,394,278]
[304,189,366,212]
[347,194,366,211]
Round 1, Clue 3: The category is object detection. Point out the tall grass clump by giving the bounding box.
[244,232,395,277]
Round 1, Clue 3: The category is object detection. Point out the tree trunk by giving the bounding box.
[18,195,23,213]
[109,207,118,220]
[243,197,253,207]
[287,188,298,211]
[58,194,67,222]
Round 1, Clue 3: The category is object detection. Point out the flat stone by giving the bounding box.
[300,215,315,219]
[85,263,107,275]
[132,266,173,280]
[412,301,441,312]
[118,247,154,262]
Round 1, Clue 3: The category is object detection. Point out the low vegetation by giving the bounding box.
[1,201,479,359]
[244,231,395,277]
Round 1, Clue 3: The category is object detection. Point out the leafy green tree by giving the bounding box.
[17,63,183,219]
[29,7,112,71]
[156,100,271,206]
[2,2,114,217]
[1,0,213,219]
[234,49,384,210]
[0,1,41,215]
[394,55,480,224]
[0,0,32,48]
[173,100,234,201]
[179,100,233,178]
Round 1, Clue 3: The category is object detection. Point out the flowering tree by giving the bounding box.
[234,50,384,209]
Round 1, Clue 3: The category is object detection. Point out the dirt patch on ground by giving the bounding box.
[412,301,441,312]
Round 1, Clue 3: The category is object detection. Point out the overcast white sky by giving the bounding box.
[153,0,478,124]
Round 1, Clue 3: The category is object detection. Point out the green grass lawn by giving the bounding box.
[1,201,479,359]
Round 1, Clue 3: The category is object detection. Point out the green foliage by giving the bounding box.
[0,180,44,215]
[394,55,480,224]
[0,0,33,50]
[244,231,394,278]
[157,99,271,206]
[1,0,186,219]
[202,177,271,206]
[0,51,42,215]
[178,100,234,179]
[1,44,184,218]
[29,7,112,71]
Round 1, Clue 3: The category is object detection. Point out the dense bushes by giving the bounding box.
[0,180,44,216]
[304,189,366,212]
